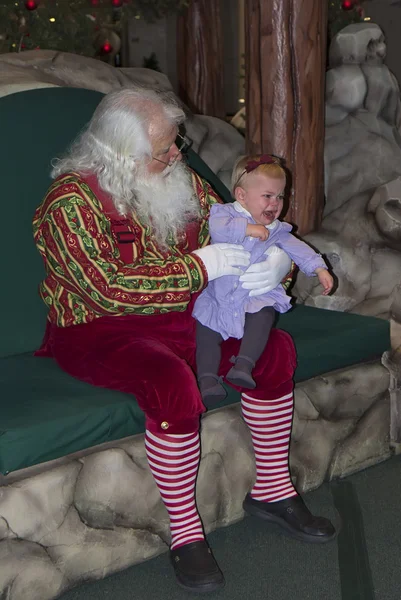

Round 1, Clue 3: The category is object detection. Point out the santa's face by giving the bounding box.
[147,124,183,175]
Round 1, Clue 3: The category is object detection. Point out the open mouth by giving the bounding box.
[263,210,276,220]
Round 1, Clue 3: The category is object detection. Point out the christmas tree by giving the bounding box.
[0,0,188,57]
[328,0,366,42]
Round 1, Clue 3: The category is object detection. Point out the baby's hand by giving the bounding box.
[246,224,269,241]
[315,268,334,295]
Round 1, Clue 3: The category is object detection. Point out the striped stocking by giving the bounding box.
[241,391,298,503]
[145,430,205,549]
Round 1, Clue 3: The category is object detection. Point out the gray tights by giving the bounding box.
[196,306,276,378]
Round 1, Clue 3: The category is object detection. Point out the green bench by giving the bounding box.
[0,306,389,475]
[0,87,390,476]
[0,86,394,600]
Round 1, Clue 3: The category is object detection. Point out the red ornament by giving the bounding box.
[341,0,353,10]
[25,0,38,10]
[112,0,123,6]
[90,0,99,5]
[101,41,113,54]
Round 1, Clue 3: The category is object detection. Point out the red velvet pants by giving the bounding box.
[38,304,297,434]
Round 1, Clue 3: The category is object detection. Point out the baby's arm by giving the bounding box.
[246,224,269,241]
[209,204,249,244]
[315,268,334,295]
[277,232,333,294]
[276,232,328,276]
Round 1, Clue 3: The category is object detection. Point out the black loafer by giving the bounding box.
[170,540,225,593]
[243,494,336,543]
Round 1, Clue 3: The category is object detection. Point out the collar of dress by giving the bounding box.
[233,201,278,231]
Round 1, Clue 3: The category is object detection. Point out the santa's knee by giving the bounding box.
[140,364,204,435]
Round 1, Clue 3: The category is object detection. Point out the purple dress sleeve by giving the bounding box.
[209,204,249,244]
[275,228,328,276]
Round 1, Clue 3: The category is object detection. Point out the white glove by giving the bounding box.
[239,245,292,297]
[192,244,250,282]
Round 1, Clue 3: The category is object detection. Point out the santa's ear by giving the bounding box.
[234,186,246,204]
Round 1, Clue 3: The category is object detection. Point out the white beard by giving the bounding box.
[127,161,201,248]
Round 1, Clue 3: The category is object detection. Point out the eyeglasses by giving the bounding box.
[151,133,193,166]
[176,133,193,154]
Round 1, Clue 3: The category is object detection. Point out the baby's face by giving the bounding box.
[238,173,285,225]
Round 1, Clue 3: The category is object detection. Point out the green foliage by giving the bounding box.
[328,0,365,43]
[0,0,188,56]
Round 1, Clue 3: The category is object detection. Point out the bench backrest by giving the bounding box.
[0,87,232,358]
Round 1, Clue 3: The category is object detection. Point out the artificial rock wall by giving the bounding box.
[0,360,390,600]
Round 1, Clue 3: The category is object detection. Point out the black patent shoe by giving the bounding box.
[170,540,225,593]
[243,494,336,543]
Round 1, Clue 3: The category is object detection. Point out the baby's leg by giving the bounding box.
[196,322,227,407]
[226,307,276,389]
[240,307,276,361]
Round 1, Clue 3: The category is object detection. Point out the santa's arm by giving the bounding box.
[33,191,207,316]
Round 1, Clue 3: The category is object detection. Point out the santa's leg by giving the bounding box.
[241,388,298,503]
[144,429,223,591]
[126,342,225,593]
[221,328,336,543]
[47,319,224,592]
[145,430,204,549]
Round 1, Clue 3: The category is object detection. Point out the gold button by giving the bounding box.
[161,421,169,430]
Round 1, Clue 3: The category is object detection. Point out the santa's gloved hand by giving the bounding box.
[239,245,292,297]
[192,244,250,282]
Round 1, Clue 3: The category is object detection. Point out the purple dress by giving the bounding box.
[192,202,327,340]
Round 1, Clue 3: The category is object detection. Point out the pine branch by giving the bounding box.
[0,0,189,56]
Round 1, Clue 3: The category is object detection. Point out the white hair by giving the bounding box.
[51,87,186,214]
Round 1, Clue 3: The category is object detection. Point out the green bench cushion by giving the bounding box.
[0,305,389,474]
[0,88,105,359]
[0,353,145,475]
[278,305,390,383]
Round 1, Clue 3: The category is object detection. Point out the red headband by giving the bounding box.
[234,154,281,189]
[244,154,277,173]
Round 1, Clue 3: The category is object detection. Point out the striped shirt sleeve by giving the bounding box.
[192,172,225,249]
[33,182,207,317]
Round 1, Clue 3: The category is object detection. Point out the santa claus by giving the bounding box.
[33,88,335,593]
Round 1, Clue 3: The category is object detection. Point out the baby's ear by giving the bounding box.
[234,186,246,204]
